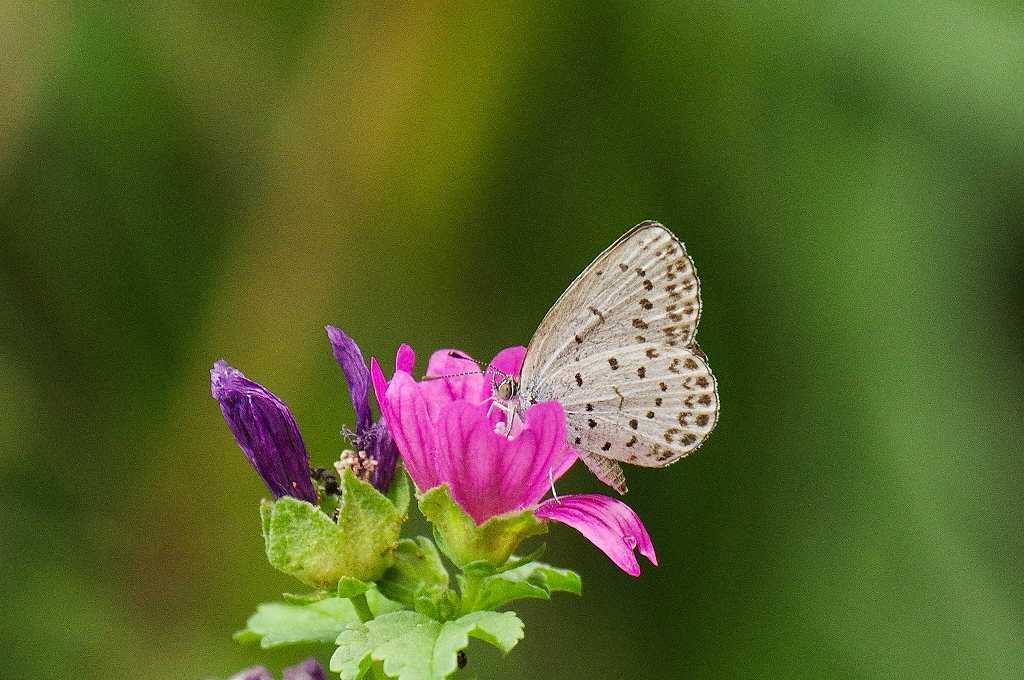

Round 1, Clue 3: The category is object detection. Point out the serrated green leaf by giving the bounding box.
[458,561,581,614]
[262,469,403,588]
[331,610,524,680]
[235,597,361,649]
[378,537,450,609]
[386,466,411,517]
[418,486,546,568]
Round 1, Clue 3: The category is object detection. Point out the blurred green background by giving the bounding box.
[2,2,1021,678]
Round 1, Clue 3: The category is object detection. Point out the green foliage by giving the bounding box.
[331,610,524,680]
[378,537,450,610]
[261,469,403,588]
[235,597,362,649]
[417,486,547,568]
[458,561,580,615]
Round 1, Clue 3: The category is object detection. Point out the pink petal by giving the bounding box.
[382,371,441,491]
[395,344,416,374]
[487,345,527,380]
[370,357,389,405]
[513,401,578,505]
[535,494,658,577]
[434,400,507,523]
[422,348,487,405]
[433,400,578,523]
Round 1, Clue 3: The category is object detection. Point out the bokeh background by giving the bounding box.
[2,2,1022,678]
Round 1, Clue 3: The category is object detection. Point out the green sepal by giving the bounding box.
[331,609,524,680]
[458,561,581,615]
[460,543,548,578]
[234,597,362,649]
[337,577,372,599]
[261,469,403,588]
[417,485,546,568]
[385,466,411,517]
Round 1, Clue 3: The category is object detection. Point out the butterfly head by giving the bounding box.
[493,374,519,401]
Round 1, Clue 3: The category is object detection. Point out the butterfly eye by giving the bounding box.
[496,378,516,400]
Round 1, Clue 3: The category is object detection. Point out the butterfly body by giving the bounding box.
[514,221,719,493]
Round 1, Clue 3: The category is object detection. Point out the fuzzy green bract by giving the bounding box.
[261,468,404,588]
[418,485,546,568]
[330,610,524,680]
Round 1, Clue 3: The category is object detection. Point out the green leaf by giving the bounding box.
[235,597,362,649]
[283,590,332,605]
[458,561,581,614]
[386,466,411,517]
[378,537,450,609]
[417,486,546,568]
[331,610,524,680]
[262,469,403,588]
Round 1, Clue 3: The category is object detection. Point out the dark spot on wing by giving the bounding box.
[637,366,646,378]
[629,419,638,429]
[601,442,612,451]
[639,298,653,310]
[632,318,649,329]
[575,372,583,386]
[646,348,659,358]
[659,381,668,391]
[585,403,594,412]
[646,411,655,419]
[608,357,619,370]
[655,397,663,406]
[696,414,709,426]
[698,394,712,406]
[683,358,699,370]
[643,279,653,291]
[587,419,597,428]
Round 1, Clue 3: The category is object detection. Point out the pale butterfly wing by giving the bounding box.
[518,221,719,493]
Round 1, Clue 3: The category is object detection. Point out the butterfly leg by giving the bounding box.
[547,466,562,504]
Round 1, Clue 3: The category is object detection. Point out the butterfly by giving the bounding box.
[496,221,719,494]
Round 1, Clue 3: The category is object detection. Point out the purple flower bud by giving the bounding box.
[282,658,327,680]
[211,361,317,503]
[325,326,398,493]
[326,325,373,434]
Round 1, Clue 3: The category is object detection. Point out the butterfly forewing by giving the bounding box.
[519,221,717,488]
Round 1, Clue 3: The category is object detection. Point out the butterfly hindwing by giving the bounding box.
[541,342,718,468]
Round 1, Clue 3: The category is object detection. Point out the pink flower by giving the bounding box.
[371,345,658,577]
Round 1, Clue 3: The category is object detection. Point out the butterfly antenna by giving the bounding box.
[421,370,486,382]
[448,351,509,379]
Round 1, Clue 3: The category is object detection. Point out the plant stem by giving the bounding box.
[351,592,373,622]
